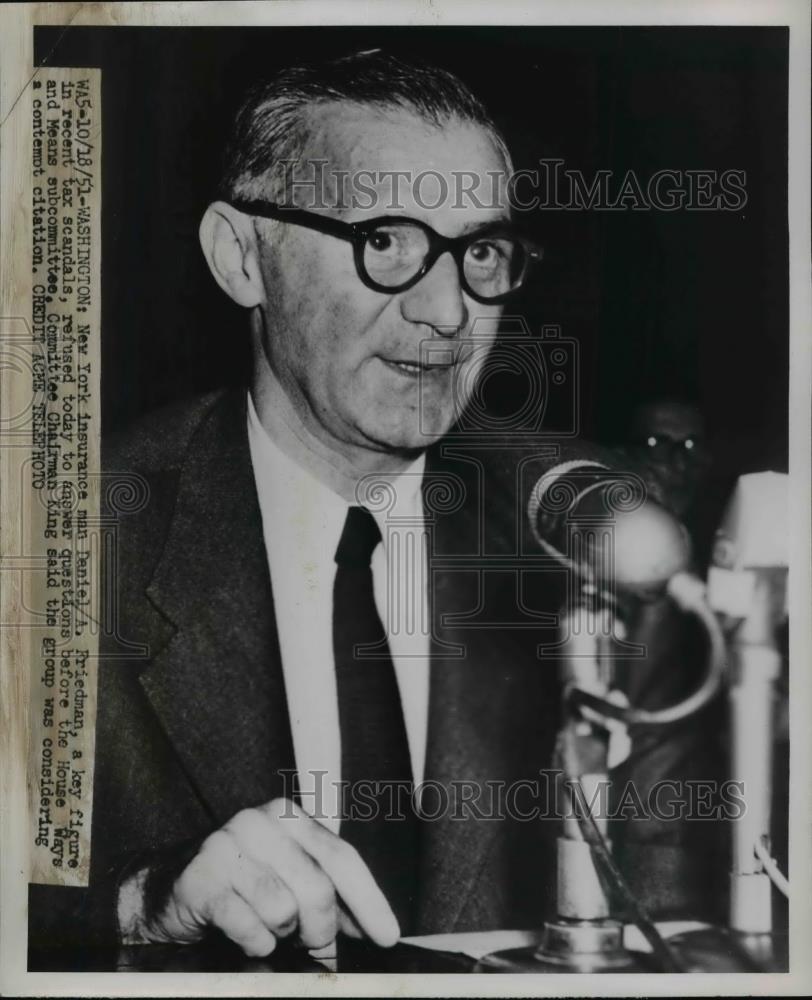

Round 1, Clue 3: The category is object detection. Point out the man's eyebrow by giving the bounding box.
[458,216,514,236]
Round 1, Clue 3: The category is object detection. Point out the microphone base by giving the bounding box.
[475,923,789,973]
[476,919,647,973]
[659,925,788,972]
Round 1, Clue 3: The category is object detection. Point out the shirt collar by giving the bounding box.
[246,391,426,552]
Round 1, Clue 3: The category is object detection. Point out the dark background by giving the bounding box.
[35,25,788,471]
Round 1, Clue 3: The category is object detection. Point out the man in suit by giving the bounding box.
[29,49,721,966]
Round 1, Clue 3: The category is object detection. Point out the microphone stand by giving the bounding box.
[666,563,788,971]
[727,571,784,935]
[478,587,649,973]
[662,472,790,972]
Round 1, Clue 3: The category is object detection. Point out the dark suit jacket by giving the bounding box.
[28,387,724,957]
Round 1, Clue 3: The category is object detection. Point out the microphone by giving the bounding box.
[706,471,788,934]
[708,470,788,617]
[527,458,725,728]
[527,460,692,598]
[518,458,699,973]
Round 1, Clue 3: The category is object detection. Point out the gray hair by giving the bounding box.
[219,48,511,202]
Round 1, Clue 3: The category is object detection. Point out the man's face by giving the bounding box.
[630,401,710,515]
[253,103,510,457]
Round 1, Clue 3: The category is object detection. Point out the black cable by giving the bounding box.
[569,777,687,973]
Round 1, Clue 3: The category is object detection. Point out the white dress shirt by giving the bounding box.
[247,394,430,834]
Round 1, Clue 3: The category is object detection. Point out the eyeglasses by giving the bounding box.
[637,435,706,457]
[229,199,543,304]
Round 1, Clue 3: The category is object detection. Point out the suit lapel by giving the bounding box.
[140,389,296,825]
[416,443,563,932]
[416,446,512,932]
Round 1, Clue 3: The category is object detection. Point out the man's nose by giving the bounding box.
[672,445,691,469]
[399,252,468,337]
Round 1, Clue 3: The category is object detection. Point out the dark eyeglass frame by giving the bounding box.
[228,198,543,305]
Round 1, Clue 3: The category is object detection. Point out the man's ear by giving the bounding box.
[199,201,265,308]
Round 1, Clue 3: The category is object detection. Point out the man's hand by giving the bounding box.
[129,798,400,957]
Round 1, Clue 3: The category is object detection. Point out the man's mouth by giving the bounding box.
[382,358,457,378]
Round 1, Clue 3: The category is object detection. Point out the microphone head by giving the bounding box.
[610,501,692,594]
[528,460,692,597]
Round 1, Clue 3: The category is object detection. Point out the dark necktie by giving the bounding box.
[333,505,419,935]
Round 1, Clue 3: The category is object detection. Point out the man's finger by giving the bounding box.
[264,799,400,947]
[256,832,339,950]
[226,806,338,949]
[337,905,364,940]
[220,807,334,949]
[209,891,277,958]
[230,855,299,938]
